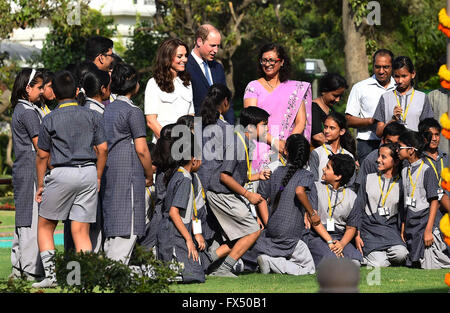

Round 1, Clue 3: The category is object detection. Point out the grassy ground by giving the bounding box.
[0,211,448,293]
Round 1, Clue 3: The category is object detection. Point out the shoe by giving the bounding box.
[208,266,238,278]
[31,278,57,289]
[257,255,270,274]
[232,258,244,274]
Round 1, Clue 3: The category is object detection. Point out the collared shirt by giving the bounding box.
[307,143,356,186]
[38,100,106,166]
[345,75,396,140]
[315,181,358,233]
[208,130,254,194]
[85,97,105,115]
[190,49,214,84]
[401,158,438,213]
[373,88,433,131]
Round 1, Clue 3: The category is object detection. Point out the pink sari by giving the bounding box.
[244,79,312,172]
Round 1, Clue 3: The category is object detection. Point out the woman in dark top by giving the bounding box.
[311,73,348,148]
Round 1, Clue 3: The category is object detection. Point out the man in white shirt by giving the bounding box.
[186,24,235,124]
[345,49,396,163]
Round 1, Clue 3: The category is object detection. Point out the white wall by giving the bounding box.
[7,0,156,50]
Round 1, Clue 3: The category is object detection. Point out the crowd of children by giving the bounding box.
[8,45,450,287]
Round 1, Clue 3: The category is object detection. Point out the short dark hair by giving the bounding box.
[328,154,355,186]
[85,36,114,62]
[372,49,394,66]
[419,117,442,133]
[398,130,424,157]
[110,63,139,96]
[393,56,414,73]
[38,68,55,85]
[239,106,269,129]
[319,73,348,93]
[382,121,406,139]
[52,70,77,100]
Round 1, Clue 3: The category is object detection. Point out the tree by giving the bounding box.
[40,0,116,71]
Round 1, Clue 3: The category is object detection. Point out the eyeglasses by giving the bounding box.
[260,58,281,65]
[399,146,417,151]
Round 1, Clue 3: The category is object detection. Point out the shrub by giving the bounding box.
[53,245,182,293]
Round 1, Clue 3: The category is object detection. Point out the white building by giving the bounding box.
[7,0,156,50]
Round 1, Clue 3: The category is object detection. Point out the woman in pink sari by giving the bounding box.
[244,43,312,172]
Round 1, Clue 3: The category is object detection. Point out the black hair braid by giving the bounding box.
[270,134,310,214]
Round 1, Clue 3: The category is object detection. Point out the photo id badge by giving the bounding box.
[406,197,416,208]
[192,219,202,235]
[378,206,390,216]
[327,218,335,232]
[245,182,254,192]
[437,188,444,201]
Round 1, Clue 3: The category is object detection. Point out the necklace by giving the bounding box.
[264,78,278,89]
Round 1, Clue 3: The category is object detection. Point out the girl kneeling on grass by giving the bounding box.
[355,143,409,267]
[398,130,450,269]
[247,133,318,275]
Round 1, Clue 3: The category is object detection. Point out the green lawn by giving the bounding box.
[0,211,448,293]
[0,246,448,293]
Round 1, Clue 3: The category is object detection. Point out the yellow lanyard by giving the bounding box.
[377,175,398,207]
[326,185,345,219]
[146,187,155,209]
[323,144,344,156]
[279,155,287,166]
[394,89,415,121]
[219,114,225,121]
[59,101,78,108]
[42,105,51,115]
[235,132,252,181]
[177,168,198,222]
[426,157,444,184]
[408,161,424,198]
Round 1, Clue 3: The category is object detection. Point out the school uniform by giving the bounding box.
[355,173,408,267]
[242,167,316,275]
[35,103,51,121]
[373,88,434,132]
[101,96,147,264]
[402,159,450,268]
[85,97,105,115]
[306,181,362,266]
[38,100,105,221]
[307,144,356,188]
[158,167,206,283]
[85,97,105,253]
[63,98,106,253]
[206,130,260,242]
[196,116,232,192]
[11,99,45,278]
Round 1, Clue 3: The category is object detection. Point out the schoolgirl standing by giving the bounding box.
[102,63,154,264]
[158,132,206,283]
[10,68,45,281]
[398,130,450,268]
[374,56,434,136]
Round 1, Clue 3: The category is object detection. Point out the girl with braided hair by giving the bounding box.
[242,134,318,275]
